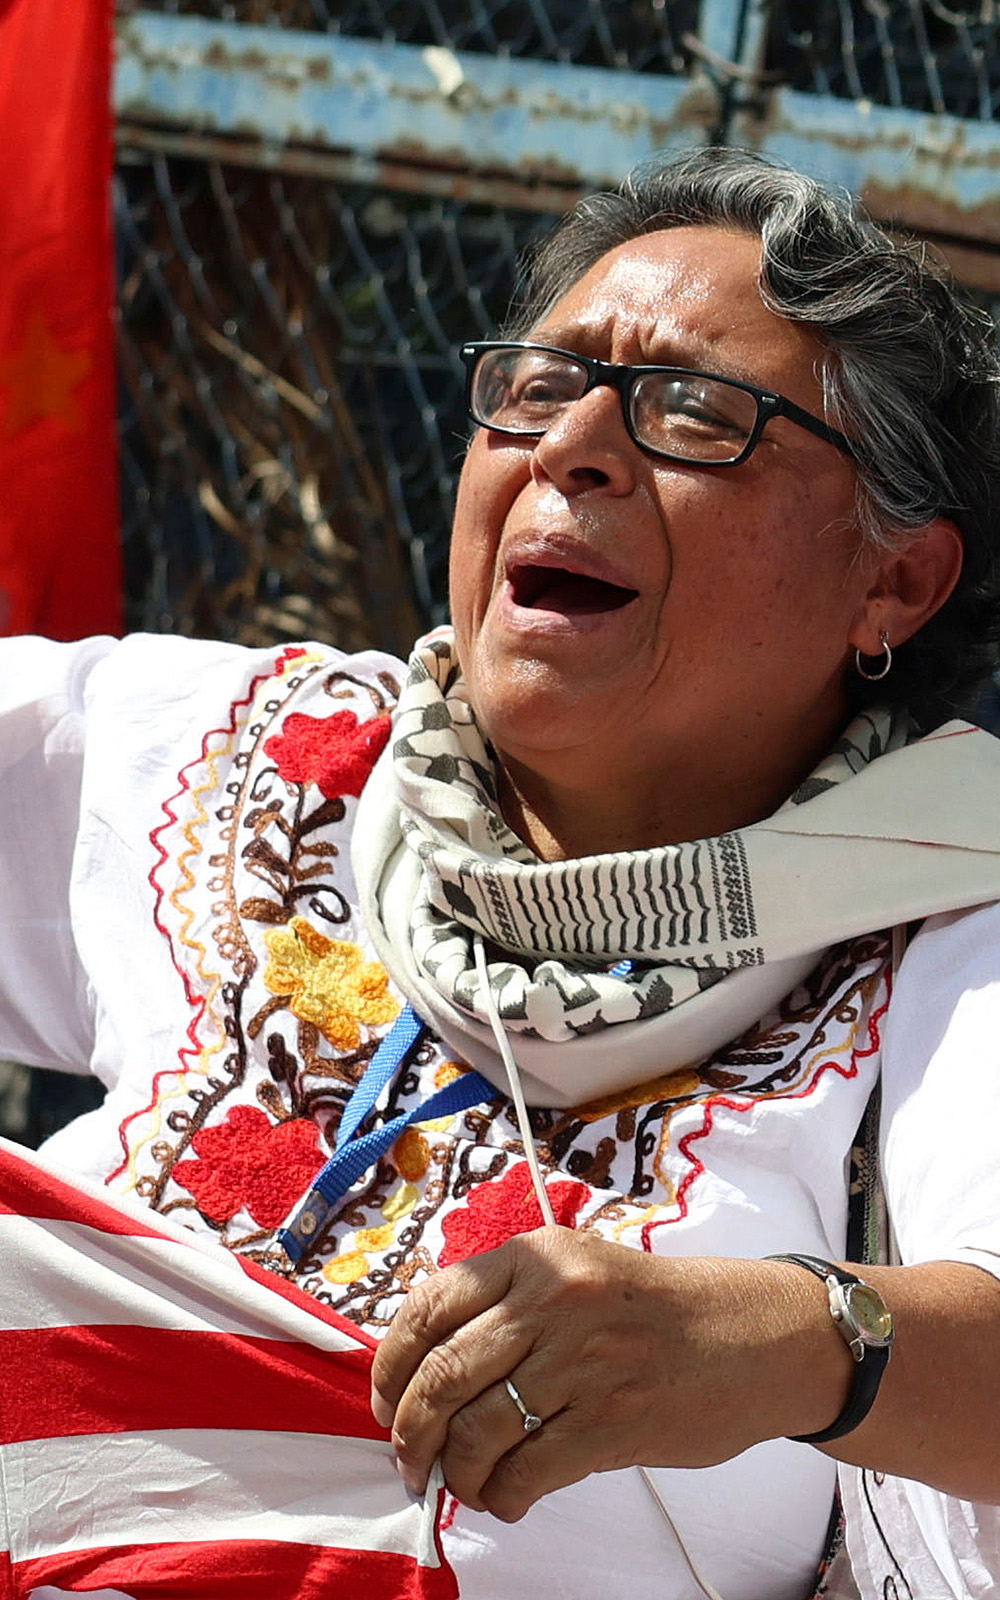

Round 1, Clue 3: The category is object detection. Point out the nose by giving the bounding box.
[529,384,638,497]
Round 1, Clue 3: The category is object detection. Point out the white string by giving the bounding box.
[473,934,556,1226]
[888,923,906,1269]
[472,934,725,1599]
[638,1468,727,1600]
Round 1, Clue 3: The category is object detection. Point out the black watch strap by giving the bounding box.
[767,1252,892,1444]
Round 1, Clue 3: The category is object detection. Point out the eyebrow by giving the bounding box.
[528,331,771,391]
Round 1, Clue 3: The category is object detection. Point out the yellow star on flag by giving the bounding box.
[0,309,93,439]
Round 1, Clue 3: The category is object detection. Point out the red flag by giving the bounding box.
[0,1138,459,1598]
[0,0,121,639]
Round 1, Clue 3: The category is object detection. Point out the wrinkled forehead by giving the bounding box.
[531,224,828,395]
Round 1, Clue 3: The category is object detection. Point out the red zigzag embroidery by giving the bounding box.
[108,646,309,1184]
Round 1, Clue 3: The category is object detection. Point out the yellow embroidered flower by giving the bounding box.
[392,1128,430,1182]
[355,1221,395,1252]
[321,1215,405,1285]
[322,1249,370,1285]
[382,1181,420,1224]
[418,1111,457,1133]
[263,917,399,1048]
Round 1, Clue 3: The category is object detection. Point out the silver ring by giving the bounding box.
[504,1377,542,1434]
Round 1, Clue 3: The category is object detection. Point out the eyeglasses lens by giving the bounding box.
[471,347,761,464]
[630,373,758,463]
[472,347,588,431]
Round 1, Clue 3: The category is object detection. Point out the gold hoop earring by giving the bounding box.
[855,629,892,682]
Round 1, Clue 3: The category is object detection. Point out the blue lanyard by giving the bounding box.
[278,1003,494,1264]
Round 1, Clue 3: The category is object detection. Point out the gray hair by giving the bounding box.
[503,146,1000,727]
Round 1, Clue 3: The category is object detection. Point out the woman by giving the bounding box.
[3,147,1000,1599]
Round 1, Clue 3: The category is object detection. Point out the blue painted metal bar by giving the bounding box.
[115,13,716,190]
[694,0,770,84]
[695,0,747,69]
[735,0,771,84]
[735,89,1000,246]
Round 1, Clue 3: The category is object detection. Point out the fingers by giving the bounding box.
[401,1352,632,1522]
[386,1301,538,1496]
[476,1404,601,1523]
[371,1227,693,1519]
[371,1243,518,1427]
[435,1367,564,1511]
[443,1385,628,1523]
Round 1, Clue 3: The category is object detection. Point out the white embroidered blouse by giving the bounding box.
[1,632,999,1600]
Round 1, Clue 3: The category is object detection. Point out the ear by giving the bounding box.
[848,517,964,656]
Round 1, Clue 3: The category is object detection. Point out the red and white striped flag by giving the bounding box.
[0,1138,457,1600]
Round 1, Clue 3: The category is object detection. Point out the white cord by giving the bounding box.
[638,1468,727,1600]
[888,923,907,1269]
[472,934,726,1600]
[473,935,556,1226]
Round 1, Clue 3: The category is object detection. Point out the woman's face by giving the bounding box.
[448,225,879,834]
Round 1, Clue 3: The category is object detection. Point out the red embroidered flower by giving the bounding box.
[439,1160,591,1266]
[173,1105,326,1229]
[264,710,391,799]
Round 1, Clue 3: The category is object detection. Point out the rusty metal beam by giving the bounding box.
[115,12,717,194]
[116,125,590,217]
[734,89,1000,263]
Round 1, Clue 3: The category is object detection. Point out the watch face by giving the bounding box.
[845,1283,894,1344]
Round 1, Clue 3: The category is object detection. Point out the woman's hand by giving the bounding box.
[369,1227,849,1523]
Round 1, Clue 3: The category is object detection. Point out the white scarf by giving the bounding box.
[354,630,1000,1106]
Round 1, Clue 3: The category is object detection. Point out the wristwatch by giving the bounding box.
[767,1253,895,1443]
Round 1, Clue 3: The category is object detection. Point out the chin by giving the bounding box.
[470,656,607,761]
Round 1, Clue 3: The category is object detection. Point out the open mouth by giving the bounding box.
[508,564,639,616]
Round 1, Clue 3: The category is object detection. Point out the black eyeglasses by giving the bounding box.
[459,341,856,468]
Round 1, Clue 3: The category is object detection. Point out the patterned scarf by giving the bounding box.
[355,629,1000,1106]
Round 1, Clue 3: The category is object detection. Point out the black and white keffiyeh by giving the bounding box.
[354,629,1000,1105]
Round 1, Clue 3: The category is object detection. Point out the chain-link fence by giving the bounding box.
[118,0,700,72]
[113,0,709,650]
[114,0,1000,661]
[769,0,1000,119]
[117,154,555,651]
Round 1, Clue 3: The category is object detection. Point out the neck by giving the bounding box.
[495,712,847,861]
